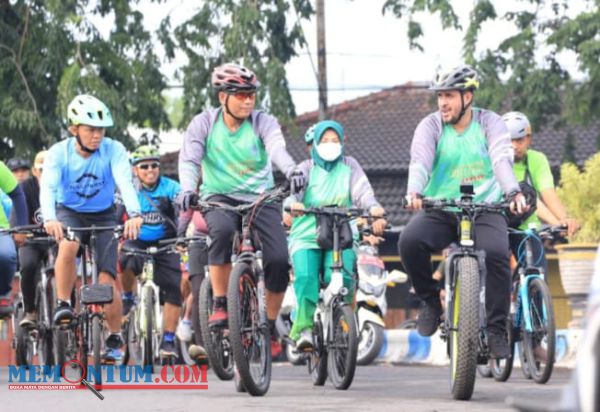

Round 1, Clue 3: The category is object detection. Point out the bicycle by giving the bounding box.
[489,224,564,384]
[284,205,362,390]
[421,185,509,400]
[54,225,123,389]
[9,224,57,367]
[195,185,289,396]
[121,237,187,371]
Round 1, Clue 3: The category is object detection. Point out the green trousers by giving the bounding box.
[289,248,356,340]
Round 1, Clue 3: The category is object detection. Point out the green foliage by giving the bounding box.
[383,0,600,154]
[557,153,600,243]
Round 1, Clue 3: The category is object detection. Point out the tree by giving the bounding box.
[0,0,170,159]
[382,0,600,144]
[160,0,314,128]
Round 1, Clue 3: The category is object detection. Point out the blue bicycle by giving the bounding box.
[490,225,564,384]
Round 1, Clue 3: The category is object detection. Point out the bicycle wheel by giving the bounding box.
[141,287,155,373]
[39,281,55,366]
[491,318,515,382]
[91,315,103,386]
[199,277,234,380]
[523,277,555,384]
[15,301,33,367]
[228,262,271,396]
[449,256,480,401]
[310,313,328,386]
[327,303,358,390]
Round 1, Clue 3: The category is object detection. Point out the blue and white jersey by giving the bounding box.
[137,176,180,242]
[40,137,141,220]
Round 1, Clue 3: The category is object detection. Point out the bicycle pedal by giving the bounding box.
[81,284,113,305]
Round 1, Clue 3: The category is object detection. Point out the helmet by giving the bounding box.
[67,94,114,127]
[304,124,316,144]
[6,158,30,171]
[130,145,160,165]
[430,64,480,92]
[502,111,531,140]
[211,63,259,93]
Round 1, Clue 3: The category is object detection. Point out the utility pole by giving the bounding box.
[316,0,327,120]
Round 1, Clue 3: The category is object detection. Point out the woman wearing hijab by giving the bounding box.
[287,120,386,350]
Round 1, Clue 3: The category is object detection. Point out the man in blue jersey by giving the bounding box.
[41,94,143,363]
[119,145,187,358]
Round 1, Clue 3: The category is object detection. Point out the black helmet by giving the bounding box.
[7,158,30,171]
[430,64,480,92]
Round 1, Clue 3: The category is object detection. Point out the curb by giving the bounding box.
[377,328,583,368]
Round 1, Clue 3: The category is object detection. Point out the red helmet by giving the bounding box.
[211,63,259,92]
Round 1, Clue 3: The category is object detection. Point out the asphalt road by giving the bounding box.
[0,363,569,412]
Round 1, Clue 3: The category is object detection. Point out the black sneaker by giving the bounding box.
[53,301,74,327]
[102,334,124,364]
[417,299,442,337]
[488,330,510,359]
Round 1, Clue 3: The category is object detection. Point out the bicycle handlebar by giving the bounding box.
[192,186,289,214]
[421,198,509,214]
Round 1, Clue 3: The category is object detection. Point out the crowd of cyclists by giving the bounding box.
[0,61,580,387]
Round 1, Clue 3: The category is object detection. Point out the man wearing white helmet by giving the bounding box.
[40,94,144,364]
[502,111,580,267]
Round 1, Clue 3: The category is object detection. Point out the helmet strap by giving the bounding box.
[75,134,97,154]
[223,94,248,123]
[449,90,473,125]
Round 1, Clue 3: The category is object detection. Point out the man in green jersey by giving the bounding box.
[399,65,528,358]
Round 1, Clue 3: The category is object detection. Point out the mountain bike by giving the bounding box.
[422,185,508,400]
[489,225,564,384]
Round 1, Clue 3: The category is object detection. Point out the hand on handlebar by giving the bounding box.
[12,233,28,247]
[509,192,530,215]
[124,216,144,240]
[178,191,199,212]
[405,193,423,211]
[44,220,64,242]
[369,206,387,235]
[290,202,305,217]
[560,217,581,237]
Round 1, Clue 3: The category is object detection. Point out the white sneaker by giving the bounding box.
[295,329,313,352]
[176,319,193,342]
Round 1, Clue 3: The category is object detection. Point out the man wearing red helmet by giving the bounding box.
[178,63,303,356]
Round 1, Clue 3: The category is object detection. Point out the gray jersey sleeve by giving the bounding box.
[479,110,520,195]
[178,110,217,193]
[345,156,380,210]
[253,111,297,178]
[284,159,312,204]
[407,113,441,195]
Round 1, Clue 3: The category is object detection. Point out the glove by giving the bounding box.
[288,169,305,194]
[178,191,199,212]
[508,191,528,215]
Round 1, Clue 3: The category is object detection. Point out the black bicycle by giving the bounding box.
[195,185,289,396]
[421,185,509,400]
[54,225,123,389]
[8,225,57,367]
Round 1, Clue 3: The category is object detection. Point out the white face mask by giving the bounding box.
[316,142,342,162]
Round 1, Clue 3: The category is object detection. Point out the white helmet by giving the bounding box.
[67,94,114,127]
[502,111,531,140]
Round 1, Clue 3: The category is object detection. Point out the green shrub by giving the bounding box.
[557,152,600,243]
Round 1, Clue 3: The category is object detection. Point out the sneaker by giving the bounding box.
[271,336,283,359]
[188,344,208,365]
[53,301,74,327]
[159,339,178,358]
[295,329,313,352]
[122,294,136,316]
[208,306,228,327]
[417,299,442,337]
[488,330,510,359]
[103,334,124,364]
[0,294,14,318]
[19,312,37,329]
[176,319,193,342]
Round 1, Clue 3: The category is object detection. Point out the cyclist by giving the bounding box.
[399,64,528,359]
[119,145,184,358]
[41,94,143,363]
[287,120,386,349]
[503,111,580,273]
[7,158,31,184]
[178,62,304,356]
[0,161,28,316]
[17,151,49,328]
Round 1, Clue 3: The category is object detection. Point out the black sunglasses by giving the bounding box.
[138,162,160,170]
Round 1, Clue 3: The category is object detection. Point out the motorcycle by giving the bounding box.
[355,243,407,365]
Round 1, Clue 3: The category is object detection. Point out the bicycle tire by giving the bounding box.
[328,304,358,390]
[523,277,555,384]
[141,287,155,373]
[310,313,328,386]
[228,262,271,396]
[491,318,515,382]
[199,277,234,380]
[51,277,68,367]
[40,280,55,366]
[15,302,32,366]
[449,256,480,400]
[92,315,102,387]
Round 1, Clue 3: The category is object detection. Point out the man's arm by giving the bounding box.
[406,114,440,196]
[481,110,520,195]
[179,112,211,193]
[7,185,27,226]
[536,198,561,225]
[111,141,141,215]
[255,111,297,178]
[38,148,61,222]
